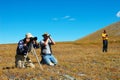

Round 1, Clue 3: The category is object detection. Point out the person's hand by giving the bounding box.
[48,34,51,37]
[24,43,27,46]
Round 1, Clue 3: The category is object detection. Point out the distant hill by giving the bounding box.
[76,21,120,43]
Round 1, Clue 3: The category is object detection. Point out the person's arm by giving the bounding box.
[102,33,106,39]
[44,38,49,46]
[18,40,28,54]
[49,36,55,45]
[18,40,25,50]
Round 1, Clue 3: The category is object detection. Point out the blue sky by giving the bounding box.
[0,0,120,44]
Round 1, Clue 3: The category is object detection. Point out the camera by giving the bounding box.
[30,37,37,41]
[42,33,51,37]
[46,34,51,37]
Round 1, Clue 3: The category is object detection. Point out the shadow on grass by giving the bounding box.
[2,66,15,70]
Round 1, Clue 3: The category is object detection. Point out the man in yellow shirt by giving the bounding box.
[102,30,108,52]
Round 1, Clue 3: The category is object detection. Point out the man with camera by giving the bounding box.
[15,33,39,68]
[40,33,58,66]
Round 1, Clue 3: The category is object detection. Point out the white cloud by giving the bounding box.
[63,15,76,21]
[52,15,76,21]
[68,18,76,21]
[116,11,120,18]
[52,18,59,21]
[63,16,71,19]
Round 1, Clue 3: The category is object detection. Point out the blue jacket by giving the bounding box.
[16,38,35,55]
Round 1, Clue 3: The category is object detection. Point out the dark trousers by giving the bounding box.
[103,40,108,52]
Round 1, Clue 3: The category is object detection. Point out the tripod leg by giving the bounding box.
[33,48,43,70]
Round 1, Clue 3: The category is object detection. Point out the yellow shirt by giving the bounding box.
[102,33,108,40]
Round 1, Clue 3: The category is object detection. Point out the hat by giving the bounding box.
[25,33,33,38]
[42,33,49,37]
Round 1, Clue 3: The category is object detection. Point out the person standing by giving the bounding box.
[102,30,108,52]
[40,33,57,66]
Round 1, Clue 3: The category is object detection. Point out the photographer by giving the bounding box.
[15,33,39,68]
[40,33,57,66]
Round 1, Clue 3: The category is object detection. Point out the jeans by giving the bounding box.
[42,54,57,65]
[103,40,108,52]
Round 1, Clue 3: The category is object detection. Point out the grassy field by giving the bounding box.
[0,42,120,80]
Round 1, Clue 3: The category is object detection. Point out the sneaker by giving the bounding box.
[49,62,54,66]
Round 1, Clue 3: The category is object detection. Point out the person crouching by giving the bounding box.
[15,33,38,68]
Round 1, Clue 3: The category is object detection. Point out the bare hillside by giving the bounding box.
[76,21,120,43]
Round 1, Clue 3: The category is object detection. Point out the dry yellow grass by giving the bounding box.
[0,42,120,80]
